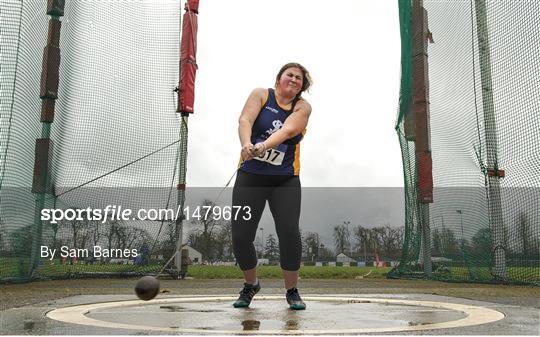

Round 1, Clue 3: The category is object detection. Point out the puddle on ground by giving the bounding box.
[83,298,467,331]
[241,320,260,331]
[160,305,224,313]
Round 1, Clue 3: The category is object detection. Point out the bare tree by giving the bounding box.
[62,218,83,249]
[299,228,306,258]
[113,225,151,252]
[102,220,121,262]
[333,224,350,255]
[377,225,402,259]
[353,225,406,261]
[304,231,320,261]
[59,216,92,263]
[318,244,334,261]
[517,212,533,255]
[49,221,60,253]
[441,227,459,258]
[472,227,491,256]
[221,221,234,260]
[395,226,405,251]
[90,220,101,249]
[432,228,442,256]
[213,220,233,261]
[62,216,90,247]
[189,199,223,262]
[353,226,371,261]
[9,224,33,256]
[159,221,177,260]
[370,227,385,258]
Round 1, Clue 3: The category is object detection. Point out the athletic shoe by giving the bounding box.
[286,287,306,310]
[233,281,261,308]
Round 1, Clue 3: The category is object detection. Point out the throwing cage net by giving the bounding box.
[389,0,539,285]
[1,0,538,285]
[0,0,198,282]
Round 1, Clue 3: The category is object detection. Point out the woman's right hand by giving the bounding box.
[241,142,254,160]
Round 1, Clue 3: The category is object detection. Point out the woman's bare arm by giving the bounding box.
[238,88,266,160]
[253,100,312,153]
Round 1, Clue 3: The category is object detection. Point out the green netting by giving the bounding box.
[0,0,186,282]
[389,0,539,285]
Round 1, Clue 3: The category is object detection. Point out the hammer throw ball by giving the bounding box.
[134,276,160,301]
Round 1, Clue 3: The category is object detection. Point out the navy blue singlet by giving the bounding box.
[240,88,305,176]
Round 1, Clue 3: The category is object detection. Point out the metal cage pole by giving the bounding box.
[474,0,507,281]
[174,116,188,273]
[173,0,187,275]
[29,0,65,278]
[173,0,199,275]
[411,0,433,276]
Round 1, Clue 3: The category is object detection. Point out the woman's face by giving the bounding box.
[277,67,303,97]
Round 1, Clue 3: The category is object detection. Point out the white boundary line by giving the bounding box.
[46,295,505,334]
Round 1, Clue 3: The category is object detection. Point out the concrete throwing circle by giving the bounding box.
[46,295,505,334]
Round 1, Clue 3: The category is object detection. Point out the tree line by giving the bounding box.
[2,203,536,265]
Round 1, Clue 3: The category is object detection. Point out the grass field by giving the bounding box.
[187,265,390,279]
[0,257,390,280]
[1,257,538,284]
[0,257,160,279]
[432,266,540,284]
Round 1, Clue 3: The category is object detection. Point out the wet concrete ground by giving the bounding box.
[83,297,467,330]
[1,278,539,335]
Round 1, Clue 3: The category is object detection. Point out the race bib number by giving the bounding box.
[253,144,287,165]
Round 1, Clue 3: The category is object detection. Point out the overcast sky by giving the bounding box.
[186,0,403,187]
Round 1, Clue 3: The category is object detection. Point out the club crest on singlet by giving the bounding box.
[265,120,283,137]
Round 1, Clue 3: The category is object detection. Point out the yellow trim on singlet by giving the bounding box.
[293,128,307,175]
[293,144,301,175]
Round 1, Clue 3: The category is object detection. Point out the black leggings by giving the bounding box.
[232,170,301,271]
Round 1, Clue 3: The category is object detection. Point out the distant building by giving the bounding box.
[257,258,269,265]
[182,245,202,265]
[336,253,356,263]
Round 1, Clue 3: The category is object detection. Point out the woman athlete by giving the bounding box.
[232,62,312,310]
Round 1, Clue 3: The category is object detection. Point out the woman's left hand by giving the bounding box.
[251,142,267,157]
